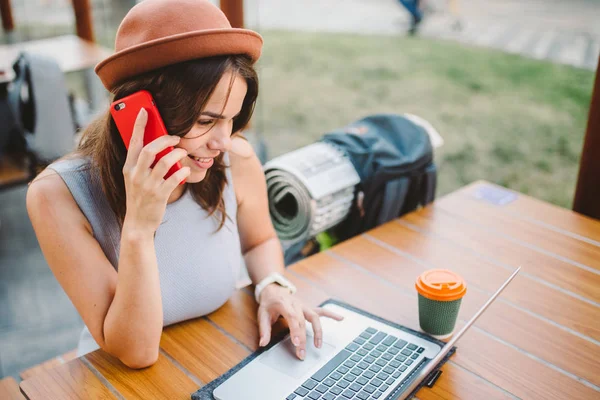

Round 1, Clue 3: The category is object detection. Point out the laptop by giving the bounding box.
[213,267,520,400]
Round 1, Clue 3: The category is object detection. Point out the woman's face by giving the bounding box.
[176,70,248,183]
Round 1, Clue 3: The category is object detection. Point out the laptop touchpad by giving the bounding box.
[259,336,337,379]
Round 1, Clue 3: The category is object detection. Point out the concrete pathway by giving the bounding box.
[243,0,600,70]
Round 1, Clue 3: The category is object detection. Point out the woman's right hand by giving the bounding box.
[122,108,191,234]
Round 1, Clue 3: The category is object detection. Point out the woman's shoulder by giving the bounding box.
[27,156,91,205]
[28,167,70,205]
[227,136,266,207]
[26,166,91,232]
[229,135,255,161]
[26,168,88,231]
[229,136,263,177]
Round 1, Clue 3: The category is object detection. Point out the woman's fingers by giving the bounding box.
[122,107,183,187]
[303,308,323,349]
[255,291,345,361]
[293,301,309,352]
[280,303,307,360]
[314,307,345,321]
[257,307,273,347]
[136,135,181,172]
[123,108,147,171]
[162,166,191,193]
[150,147,188,182]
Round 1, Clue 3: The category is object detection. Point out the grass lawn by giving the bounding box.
[254,30,595,209]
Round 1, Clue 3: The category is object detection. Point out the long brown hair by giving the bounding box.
[77,55,259,228]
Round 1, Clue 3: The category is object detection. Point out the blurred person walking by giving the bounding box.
[396,0,423,35]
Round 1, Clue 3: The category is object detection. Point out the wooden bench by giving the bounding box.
[0,376,24,399]
[19,349,78,381]
[0,155,31,189]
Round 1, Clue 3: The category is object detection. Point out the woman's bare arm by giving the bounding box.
[229,138,285,284]
[27,110,190,369]
[230,138,344,359]
[27,169,163,368]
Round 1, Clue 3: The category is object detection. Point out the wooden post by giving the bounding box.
[221,0,255,134]
[220,0,244,28]
[0,0,14,32]
[72,0,95,42]
[573,54,600,219]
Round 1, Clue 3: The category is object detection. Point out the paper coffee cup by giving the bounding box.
[415,269,467,339]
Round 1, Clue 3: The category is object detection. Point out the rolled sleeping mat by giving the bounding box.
[264,142,360,246]
[266,169,313,242]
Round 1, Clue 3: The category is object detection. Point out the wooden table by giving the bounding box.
[0,34,110,74]
[19,181,600,399]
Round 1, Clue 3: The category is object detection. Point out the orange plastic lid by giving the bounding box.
[415,269,467,301]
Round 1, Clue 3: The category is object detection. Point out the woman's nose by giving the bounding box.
[207,124,232,152]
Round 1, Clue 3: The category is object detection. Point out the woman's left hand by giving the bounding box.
[257,284,344,360]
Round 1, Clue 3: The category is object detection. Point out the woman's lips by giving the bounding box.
[187,154,214,169]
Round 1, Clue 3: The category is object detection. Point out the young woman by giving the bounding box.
[27,0,341,369]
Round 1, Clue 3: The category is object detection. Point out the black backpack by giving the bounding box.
[321,114,437,242]
[0,54,33,158]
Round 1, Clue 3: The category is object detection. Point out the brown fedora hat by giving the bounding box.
[95,0,263,91]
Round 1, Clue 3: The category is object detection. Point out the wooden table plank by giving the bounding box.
[0,377,24,400]
[20,350,79,380]
[19,359,116,400]
[331,236,600,387]
[290,253,417,327]
[461,182,600,243]
[290,252,598,399]
[437,191,600,271]
[86,350,197,400]
[416,363,515,400]
[160,317,250,384]
[20,358,62,381]
[286,272,332,307]
[366,221,600,342]
[452,321,599,400]
[205,290,260,351]
[402,209,600,304]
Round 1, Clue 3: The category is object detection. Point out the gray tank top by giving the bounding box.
[49,154,243,355]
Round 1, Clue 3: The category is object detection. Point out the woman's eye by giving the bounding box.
[198,120,214,126]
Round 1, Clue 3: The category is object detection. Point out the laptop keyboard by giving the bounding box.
[286,327,425,400]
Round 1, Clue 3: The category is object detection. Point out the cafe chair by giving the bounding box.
[0,52,77,190]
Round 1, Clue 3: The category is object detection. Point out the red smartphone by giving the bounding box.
[110,90,182,181]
